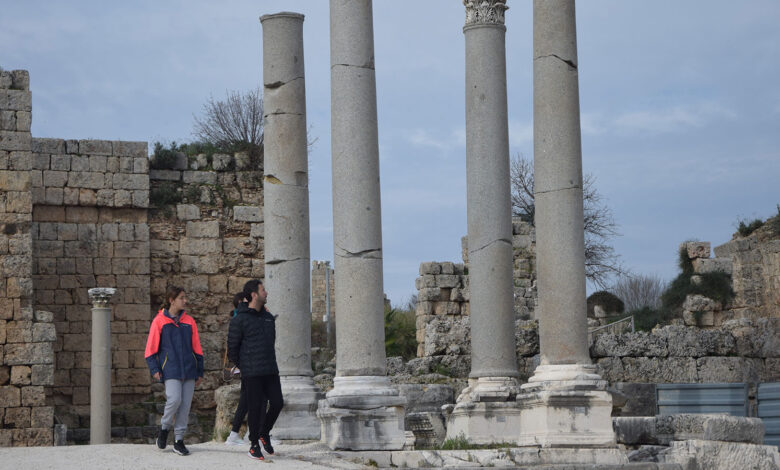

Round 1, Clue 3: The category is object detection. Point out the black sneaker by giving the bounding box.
[248,442,264,460]
[259,434,275,455]
[156,428,169,449]
[173,440,190,456]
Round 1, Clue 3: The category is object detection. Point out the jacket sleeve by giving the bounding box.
[227,315,242,368]
[144,317,162,376]
[190,320,204,377]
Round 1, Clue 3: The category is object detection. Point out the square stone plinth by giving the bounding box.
[444,401,523,445]
[317,399,405,450]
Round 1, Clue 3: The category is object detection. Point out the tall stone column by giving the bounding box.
[316,0,405,451]
[260,11,323,440]
[88,287,116,445]
[516,1,623,460]
[444,0,522,445]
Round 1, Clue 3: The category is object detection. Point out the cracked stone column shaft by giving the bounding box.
[533,0,590,365]
[464,0,518,379]
[261,11,312,378]
[330,0,386,377]
[88,287,116,445]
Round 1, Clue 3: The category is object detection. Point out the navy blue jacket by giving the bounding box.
[145,309,204,381]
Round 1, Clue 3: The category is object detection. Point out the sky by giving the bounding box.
[2,1,779,306]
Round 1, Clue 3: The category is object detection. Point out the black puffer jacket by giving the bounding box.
[227,303,279,377]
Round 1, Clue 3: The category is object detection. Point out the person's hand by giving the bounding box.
[195,377,202,387]
[153,372,162,382]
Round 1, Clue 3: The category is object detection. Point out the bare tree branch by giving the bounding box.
[192,88,264,158]
[510,153,627,288]
[609,274,667,311]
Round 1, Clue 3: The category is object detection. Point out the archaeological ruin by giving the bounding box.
[1,0,779,468]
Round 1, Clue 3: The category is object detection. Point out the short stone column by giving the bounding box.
[88,287,116,445]
[316,0,405,451]
[260,11,324,440]
[444,0,522,445]
[516,1,622,460]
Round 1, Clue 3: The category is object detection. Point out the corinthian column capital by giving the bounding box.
[464,0,508,26]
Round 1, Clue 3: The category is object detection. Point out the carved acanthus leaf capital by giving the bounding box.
[464,0,508,26]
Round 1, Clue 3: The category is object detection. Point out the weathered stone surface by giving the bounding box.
[185,220,219,238]
[696,356,763,382]
[618,357,698,383]
[424,316,470,356]
[0,385,21,407]
[684,241,711,259]
[591,331,668,358]
[79,139,113,155]
[515,320,539,357]
[655,325,736,357]
[233,205,262,222]
[4,343,54,365]
[396,384,454,413]
[661,439,780,470]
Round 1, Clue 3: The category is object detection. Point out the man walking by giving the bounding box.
[227,280,284,460]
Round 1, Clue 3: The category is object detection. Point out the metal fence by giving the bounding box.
[656,383,749,416]
[758,382,780,449]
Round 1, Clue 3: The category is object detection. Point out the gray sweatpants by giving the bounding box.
[161,379,196,441]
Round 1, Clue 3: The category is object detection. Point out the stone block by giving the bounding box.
[697,356,763,383]
[112,141,147,158]
[70,155,90,172]
[693,257,733,274]
[4,406,30,428]
[233,205,262,222]
[133,157,149,174]
[31,364,55,386]
[223,237,256,254]
[6,321,33,343]
[182,171,217,184]
[0,110,15,131]
[3,89,32,111]
[0,130,31,151]
[590,331,668,358]
[8,150,31,170]
[0,385,21,407]
[31,406,54,428]
[149,169,181,181]
[180,238,221,255]
[250,222,264,238]
[32,153,49,170]
[418,288,441,302]
[88,155,107,172]
[112,173,149,190]
[684,241,711,259]
[5,190,32,213]
[1,169,32,190]
[10,71,30,91]
[45,187,64,205]
[132,190,149,207]
[11,365,32,385]
[21,385,46,406]
[114,241,149,258]
[79,139,113,155]
[436,274,460,288]
[32,323,56,342]
[49,154,70,171]
[419,262,442,275]
[176,204,200,220]
[186,220,219,238]
[67,171,105,189]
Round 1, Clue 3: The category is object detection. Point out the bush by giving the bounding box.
[737,218,764,237]
[768,205,780,237]
[149,181,182,208]
[630,306,672,332]
[150,141,181,170]
[587,290,625,317]
[384,307,417,361]
[661,270,734,312]
[609,274,666,311]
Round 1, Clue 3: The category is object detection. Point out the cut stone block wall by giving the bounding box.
[0,70,56,446]
[311,260,335,323]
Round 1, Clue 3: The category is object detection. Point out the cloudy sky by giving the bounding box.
[2,1,779,306]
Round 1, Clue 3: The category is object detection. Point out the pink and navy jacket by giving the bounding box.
[145,309,204,381]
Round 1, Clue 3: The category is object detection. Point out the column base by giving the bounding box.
[317,376,406,450]
[444,377,523,445]
[516,364,620,451]
[273,375,324,440]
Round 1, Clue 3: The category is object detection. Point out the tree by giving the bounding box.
[510,153,624,288]
[192,88,264,157]
[609,274,666,312]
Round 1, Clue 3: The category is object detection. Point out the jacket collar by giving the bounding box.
[236,302,269,316]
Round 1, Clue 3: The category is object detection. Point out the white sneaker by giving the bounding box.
[242,431,250,444]
[225,431,244,446]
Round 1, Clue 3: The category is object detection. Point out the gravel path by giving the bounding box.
[0,441,370,470]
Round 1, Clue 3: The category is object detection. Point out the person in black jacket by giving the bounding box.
[227,279,283,460]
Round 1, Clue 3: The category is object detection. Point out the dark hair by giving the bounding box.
[162,285,185,310]
[232,292,246,309]
[242,279,262,303]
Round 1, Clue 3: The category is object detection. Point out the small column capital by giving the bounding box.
[88,287,116,308]
[464,0,508,27]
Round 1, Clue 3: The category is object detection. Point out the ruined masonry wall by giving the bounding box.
[311,260,335,323]
[1,70,56,446]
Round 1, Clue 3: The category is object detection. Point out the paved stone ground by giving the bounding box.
[0,441,369,470]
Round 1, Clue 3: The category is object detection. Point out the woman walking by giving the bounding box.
[145,286,204,455]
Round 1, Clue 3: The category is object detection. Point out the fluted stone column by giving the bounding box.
[516,2,622,459]
[88,287,116,445]
[316,0,405,451]
[260,11,323,440]
[444,0,522,445]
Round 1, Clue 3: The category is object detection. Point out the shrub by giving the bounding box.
[768,205,780,237]
[609,274,666,311]
[737,218,764,237]
[384,307,417,361]
[587,290,625,317]
[630,306,672,332]
[149,181,182,208]
[150,141,181,170]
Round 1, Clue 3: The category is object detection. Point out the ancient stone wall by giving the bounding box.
[311,260,334,323]
[714,227,780,321]
[0,69,58,446]
[415,219,537,358]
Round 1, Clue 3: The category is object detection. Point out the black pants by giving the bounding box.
[231,379,248,433]
[244,374,284,443]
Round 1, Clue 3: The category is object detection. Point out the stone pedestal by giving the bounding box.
[445,377,523,444]
[88,287,116,445]
[260,11,323,439]
[517,365,616,448]
[317,376,406,450]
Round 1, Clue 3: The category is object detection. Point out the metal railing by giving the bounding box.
[588,315,635,337]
